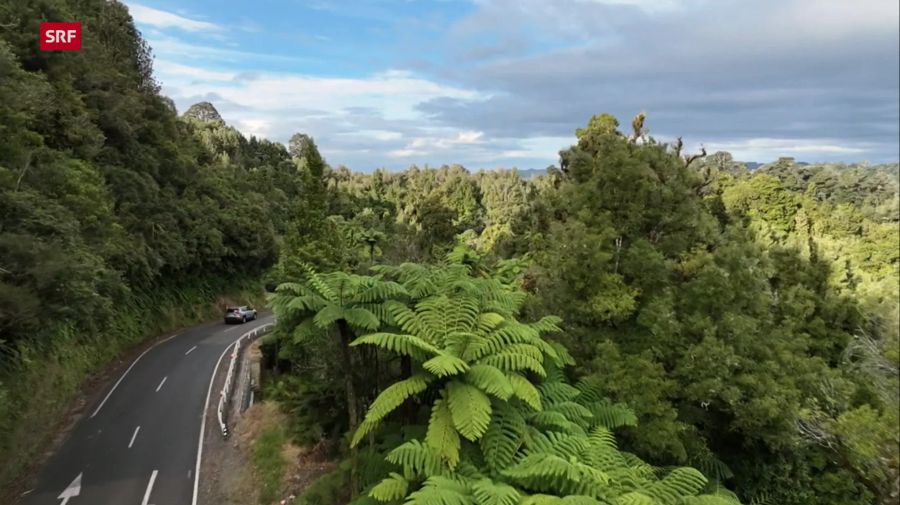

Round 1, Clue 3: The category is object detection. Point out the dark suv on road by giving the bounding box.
[224,305,257,324]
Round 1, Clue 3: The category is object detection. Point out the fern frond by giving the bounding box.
[347,307,381,330]
[647,467,708,504]
[615,492,655,505]
[351,332,440,358]
[481,350,546,377]
[405,476,474,505]
[539,382,581,405]
[481,400,526,472]
[423,353,471,378]
[355,280,410,303]
[466,364,514,400]
[585,402,638,430]
[353,375,431,446]
[508,374,542,411]
[369,472,409,502]
[470,479,520,505]
[426,398,462,469]
[385,440,445,478]
[447,382,493,441]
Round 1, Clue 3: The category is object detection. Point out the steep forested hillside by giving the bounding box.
[0,0,319,490]
[1,2,897,505]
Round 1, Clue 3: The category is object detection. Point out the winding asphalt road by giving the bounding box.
[18,314,275,505]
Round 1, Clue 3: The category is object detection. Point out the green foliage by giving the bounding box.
[252,425,288,504]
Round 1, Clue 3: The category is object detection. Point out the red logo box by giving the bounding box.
[40,22,82,51]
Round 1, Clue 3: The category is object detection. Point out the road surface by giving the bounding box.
[18,314,275,505]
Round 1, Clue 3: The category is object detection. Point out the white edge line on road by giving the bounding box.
[185,345,198,355]
[155,376,167,392]
[128,426,140,448]
[90,332,181,418]
[142,470,158,505]
[193,338,239,505]
[193,320,272,505]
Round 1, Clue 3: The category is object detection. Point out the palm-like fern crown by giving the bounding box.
[349,265,743,505]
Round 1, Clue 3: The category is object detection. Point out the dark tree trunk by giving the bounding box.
[336,320,360,497]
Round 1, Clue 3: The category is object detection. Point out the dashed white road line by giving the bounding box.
[90,332,181,418]
[128,426,140,448]
[155,376,167,392]
[185,345,198,355]
[141,470,158,505]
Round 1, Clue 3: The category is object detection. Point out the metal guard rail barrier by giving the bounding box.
[217,322,274,437]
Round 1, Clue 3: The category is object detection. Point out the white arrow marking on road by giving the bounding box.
[185,345,197,355]
[155,376,167,392]
[57,473,82,505]
[142,470,158,505]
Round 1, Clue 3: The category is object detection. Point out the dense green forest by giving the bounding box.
[1,1,898,504]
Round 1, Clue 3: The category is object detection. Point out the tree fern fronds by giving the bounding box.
[539,382,582,405]
[351,332,440,359]
[646,467,707,504]
[369,472,409,502]
[291,318,324,344]
[587,426,618,451]
[427,397,461,469]
[620,452,656,479]
[303,263,338,302]
[385,440,445,478]
[481,401,526,472]
[354,280,410,303]
[529,315,564,334]
[507,374,542,411]
[447,382,493,441]
[681,497,744,505]
[549,401,594,424]
[466,364,515,400]
[353,375,432,447]
[481,350,546,377]
[386,300,427,336]
[423,353,471,378]
[527,410,586,436]
[476,312,506,333]
[584,402,638,430]
[574,377,608,404]
[615,492,655,505]
[470,479,521,505]
[284,294,328,313]
[502,453,582,483]
[405,476,474,505]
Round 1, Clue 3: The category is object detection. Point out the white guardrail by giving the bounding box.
[217,322,275,437]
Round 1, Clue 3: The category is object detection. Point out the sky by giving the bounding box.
[125,0,899,171]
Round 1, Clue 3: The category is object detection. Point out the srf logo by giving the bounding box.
[40,22,81,51]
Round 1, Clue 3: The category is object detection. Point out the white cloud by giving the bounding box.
[126,3,222,32]
[708,137,870,161]
[153,60,235,81]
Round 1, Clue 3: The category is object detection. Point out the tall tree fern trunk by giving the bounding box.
[400,355,416,423]
[337,320,360,497]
